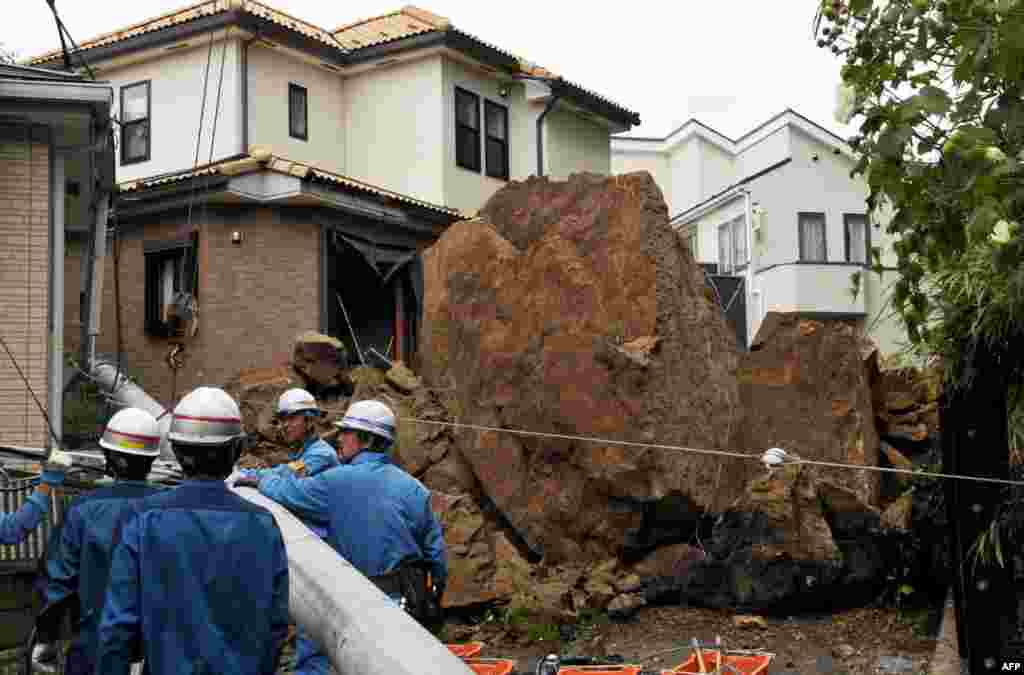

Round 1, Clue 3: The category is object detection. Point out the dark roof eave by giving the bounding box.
[552,81,640,129]
[30,9,348,70]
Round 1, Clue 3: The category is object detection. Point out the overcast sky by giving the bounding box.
[6,0,858,142]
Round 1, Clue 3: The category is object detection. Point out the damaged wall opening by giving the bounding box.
[326,231,422,366]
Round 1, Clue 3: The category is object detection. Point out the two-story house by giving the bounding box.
[612,109,904,355]
[28,1,640,400]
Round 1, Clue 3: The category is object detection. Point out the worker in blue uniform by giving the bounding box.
[0,451,70,544]
[96,386,289,675]
[236,399,448,675]
[41,407,163,675]
[230,387,338,667]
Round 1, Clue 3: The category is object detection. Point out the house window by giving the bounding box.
[289,83,308,141]
[798,212,827,262]
[484,100,509,180]
[144,237,196,337]
[120,81,151,164]
[716,216,747,274]
[844,213,869,264]
[455,87,481,172]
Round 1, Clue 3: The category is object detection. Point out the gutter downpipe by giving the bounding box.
[742,188,758,348]
[536,81,563,177]
[241,33,257,155]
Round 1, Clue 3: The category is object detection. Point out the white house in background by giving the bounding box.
[612,109,905,355]
[28,1,640,215]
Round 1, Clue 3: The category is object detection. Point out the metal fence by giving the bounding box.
[699,264,748,350]
[0,478,83,655]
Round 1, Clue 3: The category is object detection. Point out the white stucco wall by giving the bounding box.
[540,104,611,181]
[342,54,445,206]
[611,150,672,209]
[247,43,346,175]
[442,56,530,214]
[736,126,790,180]
[697,138,736,202]
[105,38,243,182]
[666,137,702,216]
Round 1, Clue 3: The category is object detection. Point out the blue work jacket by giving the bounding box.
[258,451,448,593]
[43,480,162,664]
[0,489,47,544]
[255,435,338,538]
[288,435,339,477]
[96,479,289,675]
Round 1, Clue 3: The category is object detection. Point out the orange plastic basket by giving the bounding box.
[662,651,772,675]
[465,659,516,675]
[558,665,641,675]
[448,643,485,659]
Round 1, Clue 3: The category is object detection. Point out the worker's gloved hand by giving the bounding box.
[230,469,261,489]
[41,450,73,486]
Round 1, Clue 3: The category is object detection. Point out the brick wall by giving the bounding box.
[65,206,321,409]
[0,124,50,448]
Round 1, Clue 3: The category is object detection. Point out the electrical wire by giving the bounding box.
[393,416,1024,487]
[42,0,96,80]
[0,334,60,459]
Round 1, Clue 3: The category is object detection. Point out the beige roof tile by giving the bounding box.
[27,1,637,124]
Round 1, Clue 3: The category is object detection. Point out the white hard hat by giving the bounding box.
[100,407,161,457]
[167,387,243,446]
[335,399,396,444]
[276,388,323,417]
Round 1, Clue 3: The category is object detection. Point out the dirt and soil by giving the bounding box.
[441,604,941,675]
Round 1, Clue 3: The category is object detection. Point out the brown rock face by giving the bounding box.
[419,173,745,564]
[292,331,350,390]
[723,463,841,562]
[739,313,880,506]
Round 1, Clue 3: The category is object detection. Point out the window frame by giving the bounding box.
[730,215,748,272]
[843,213,871,265]
[288,82,309,141]
[483,99,510,180]
[716,216,747,274]
[798,211,828,262]
[143,237,197,337]
[454,87,481,173]
[120,80,151,165]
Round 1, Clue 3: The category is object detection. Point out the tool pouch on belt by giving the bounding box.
[372,559,441,625]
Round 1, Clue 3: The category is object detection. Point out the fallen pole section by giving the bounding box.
[88,361,175,459]
[229,485,473,675]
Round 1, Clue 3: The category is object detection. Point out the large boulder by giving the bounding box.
[738,313,880,506]
[419,172,746,564]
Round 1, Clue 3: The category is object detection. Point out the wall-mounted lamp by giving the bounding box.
[498,85,510,98]
[231,231,243,244]
[811,153,820,162]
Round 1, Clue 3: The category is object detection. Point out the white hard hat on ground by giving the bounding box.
[100,407,162,457]
[276,388,323,417]
[168,387,243,446]
[335,400,396,444]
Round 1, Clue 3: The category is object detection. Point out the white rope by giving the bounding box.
[396,416,1024,487]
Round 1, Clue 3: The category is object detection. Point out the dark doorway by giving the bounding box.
[325,233,421,366]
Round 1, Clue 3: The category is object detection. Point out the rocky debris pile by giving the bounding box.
[418,172,747,567]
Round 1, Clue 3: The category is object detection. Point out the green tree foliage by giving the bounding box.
[815,0,1024,382]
